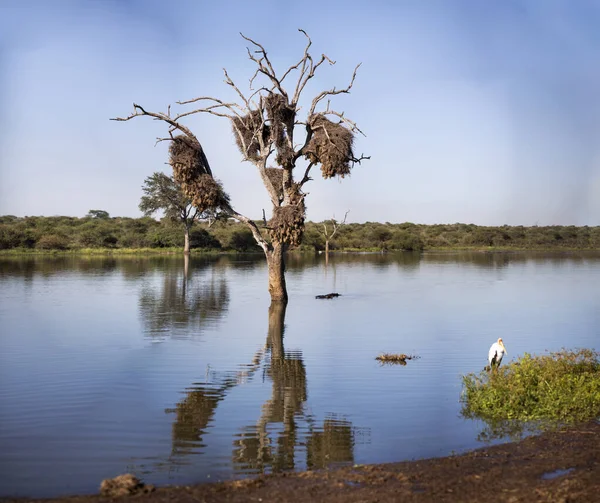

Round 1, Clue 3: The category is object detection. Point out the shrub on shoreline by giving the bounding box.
[461,349,600,424]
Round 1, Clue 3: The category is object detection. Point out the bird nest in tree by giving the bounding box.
[305,114,355,179]
[168,136,229,213]
[169,135,210,184]
[185,174,230,214]
[265,167,284,200]
[265,94,295,165]
[232,110,270,161]
[265,93,295,128]
[268,204,305,246]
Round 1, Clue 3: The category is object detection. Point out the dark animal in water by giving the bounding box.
[315,293,341,299]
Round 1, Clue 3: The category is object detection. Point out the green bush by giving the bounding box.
[392,230,424,251]
[0,224,23,249]
[1,216,599,253]
[229,229,261,252]
[36,234,70,250]
[190,228,221,249]
[461,349,600,424]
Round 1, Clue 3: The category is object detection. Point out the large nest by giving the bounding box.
[168,135,229,213]
[305,114,355,179]
[265,94,295,166]
[231,110,270,161]
[268,203,305,246]
[185,174,230,214]
[169,135,210,184]
[265,93,295,127]
[265,167,284,200]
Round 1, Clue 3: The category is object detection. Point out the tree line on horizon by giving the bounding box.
[1,213,598,252]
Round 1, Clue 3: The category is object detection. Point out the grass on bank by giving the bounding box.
[461,349,600,424]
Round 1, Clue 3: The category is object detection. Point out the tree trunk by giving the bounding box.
[266,243,288,303]
[184,226,190,255]
[267,300,286,360]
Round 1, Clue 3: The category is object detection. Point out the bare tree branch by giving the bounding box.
[280,28,312,86]
[112,104,197,141]
[294,54,336,104]
[240,32,288,99]
[174,97,243,120]
[329,210,349,240]
[155,136,173,146]
[299,162,315,187]
[321,109,367,137]
[111,104,214,176]
[351,153,371,164]
[223,68,251,109]
[223,204,270,253]
[309,63,361,115]
[176,105,239,121]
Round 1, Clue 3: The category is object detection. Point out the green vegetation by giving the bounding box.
[1,214,599,253]
[461,349,600,425]
[139,172,221,254]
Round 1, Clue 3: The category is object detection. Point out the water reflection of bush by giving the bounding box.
[285,251,423,274]
[166,301,367,475]
[422,250,597,269]
[463,414,546,444]
[1,251,598,281]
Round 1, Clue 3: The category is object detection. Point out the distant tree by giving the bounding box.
[139,172,216,254]
[112,30,368,304]
[320,210,349,260]
[87,209,110,219]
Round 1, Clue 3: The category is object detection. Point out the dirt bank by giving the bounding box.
[3,422,599,503]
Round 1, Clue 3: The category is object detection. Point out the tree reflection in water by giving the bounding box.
[166,301,367,475]
[139,255,230,339]
[164,348,265,458]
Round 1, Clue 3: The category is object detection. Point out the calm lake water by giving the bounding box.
[0,252,599,497]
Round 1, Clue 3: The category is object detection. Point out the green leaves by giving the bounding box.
[139,172,191,221]
[461,349,600,425]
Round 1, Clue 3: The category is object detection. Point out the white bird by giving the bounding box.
[488,338,507,369]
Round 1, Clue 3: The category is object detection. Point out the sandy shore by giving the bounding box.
[2,421,599,503]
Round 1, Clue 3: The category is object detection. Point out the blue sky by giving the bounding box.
[1,0,599,225]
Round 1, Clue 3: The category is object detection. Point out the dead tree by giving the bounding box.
[111,30,368,303]
[320,210,349,258]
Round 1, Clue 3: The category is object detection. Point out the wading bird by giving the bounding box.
[488,338,507,369]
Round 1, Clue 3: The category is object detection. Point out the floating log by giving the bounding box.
[375,353,419,364]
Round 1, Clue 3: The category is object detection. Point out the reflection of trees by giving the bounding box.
[232,302,362,473]
[164,352,262,458]
[420,251,598,270]
[306,415,356,469]
[285,251,423,276]
[287,250,600,273]
[165,302,366,474]
[232,302,307,472]
[462,414,548,444]
[138,256,230,338]
[0,256,119,279]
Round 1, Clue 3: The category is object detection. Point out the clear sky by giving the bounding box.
[1,0,599,225]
